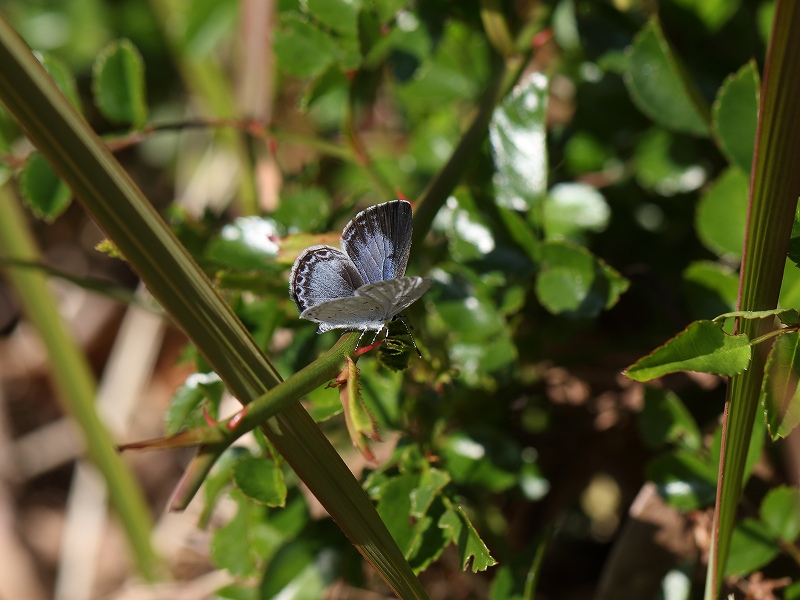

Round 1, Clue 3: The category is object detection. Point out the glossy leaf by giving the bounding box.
[92,39,147,127]
[535,241,629,318]
[646,451,717,511]
[670,0,742,31]
[638,388,702,451]
[759,485,800,542]
[258,539,339,599]
[543,183,610,242]
[232,454,287,508]
[433,194,496,262]
[712,62,760,173]
[490,72,549,210]
[760,329,800,440]
[205,216,280,271]
[625,19,710,136]
[19,151,72,221]
[724,517,779,576]
[626,320,751,381]
[440,429,520,492]
[696,166,749,259]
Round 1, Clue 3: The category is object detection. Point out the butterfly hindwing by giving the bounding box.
[289,245,365,314]
[341,199,413,285]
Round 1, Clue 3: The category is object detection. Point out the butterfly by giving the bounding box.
[289,200,432,338]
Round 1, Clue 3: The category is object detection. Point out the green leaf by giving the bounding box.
[696,166,749,259]
[39,53,81,112]
[165,372,225,434]
[205,216,280,271]
[439,497,497,572]
[432,193,496,261]
[211,492,281,577]
[306,0,361,36]
[19,151,72,221]
[535,241,629,318]
[92,39,147,128]
[625,19,710,136]
[646,451,717,511]
[489,72,549,210]
[638,388,702,451]
[761,329,800,439]
[274,15,340,79]
[339,357,379,462]
[759,485,800,542]
[542,182,610,242]
[440,429,520,492]
[625,320,751,381]
[273,187,332,232]
[724,517,780,576]
[232,454,287,507]
[712,62,760,173]
[786,580,800,600]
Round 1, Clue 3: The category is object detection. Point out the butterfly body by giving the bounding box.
[290,200,432,334]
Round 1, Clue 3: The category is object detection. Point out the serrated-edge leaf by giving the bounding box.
[339,357,379,462]
[625,320,752,381]
[439,497,497,572]
[625,19,710,136]
[760,329,800,439]
[712,61,760,173]
[92,38,148,127]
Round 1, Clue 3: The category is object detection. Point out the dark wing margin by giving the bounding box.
[341,199,413,285]
[289,245,364,313]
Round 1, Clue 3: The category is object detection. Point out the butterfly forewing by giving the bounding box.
[289,245,365,313]
[341,200,413,285]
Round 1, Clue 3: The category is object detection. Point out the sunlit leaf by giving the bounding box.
[634,127,707,195]
[625,320,751,381]
[670,0,742,31]
[543,183,610,242]
[535,241,629,318]
[439,497,497,572]
[712,62,759,173]
[206,216,280,271]
[274,15,340,78]
[39,52,81,111]
[490,72,549,210]
[625,19,710,136]
[682,261,739,320]
[440,429,520,492]
[761,329,800,440]
[165,371,225,434]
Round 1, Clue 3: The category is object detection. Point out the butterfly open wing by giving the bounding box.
[341,200,413,285]
[289,245,364,314]
[300,276,432,333]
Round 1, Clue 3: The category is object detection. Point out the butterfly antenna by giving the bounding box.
[397,315,423,359]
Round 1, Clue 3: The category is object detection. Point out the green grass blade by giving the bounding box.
[707,1,800,596]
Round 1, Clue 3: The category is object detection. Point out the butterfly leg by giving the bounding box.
[396,315,423,358]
